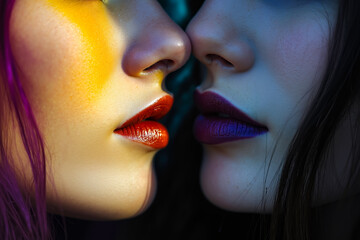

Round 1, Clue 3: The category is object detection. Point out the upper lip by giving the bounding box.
[194,90,267,129]
[116,95,173,130]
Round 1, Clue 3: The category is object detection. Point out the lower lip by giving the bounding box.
[115,121,169,149]
[193,115,268,145]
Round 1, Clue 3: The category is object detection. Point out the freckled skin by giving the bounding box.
[46,0,118,104]
[9,0,189,219]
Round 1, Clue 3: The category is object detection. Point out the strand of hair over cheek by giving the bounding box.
[0,0,50,239]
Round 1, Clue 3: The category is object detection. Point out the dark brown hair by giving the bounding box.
[270,0,360,239]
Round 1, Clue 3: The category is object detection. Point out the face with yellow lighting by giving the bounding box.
[9,0,190,219]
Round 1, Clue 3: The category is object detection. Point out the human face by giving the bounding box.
[187,0,338,212]
[9,0,190,219]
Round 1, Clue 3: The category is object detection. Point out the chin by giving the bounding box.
[200,148,276,213]
[46,158,158,220]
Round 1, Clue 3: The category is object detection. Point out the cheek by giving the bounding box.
[10,0,122,160]
[44,0,120,106]
[11,0,119,117]
[274,20,329,96]
[46,0,119,101]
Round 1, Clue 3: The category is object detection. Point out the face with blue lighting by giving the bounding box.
[186,0,349,212]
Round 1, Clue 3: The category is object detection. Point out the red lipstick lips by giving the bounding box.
[114,95,173,149]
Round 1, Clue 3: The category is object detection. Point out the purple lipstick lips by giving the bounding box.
[193,90,268,144]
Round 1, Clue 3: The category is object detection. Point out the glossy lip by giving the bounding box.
[194,90,268,144]
[114,95,173,149]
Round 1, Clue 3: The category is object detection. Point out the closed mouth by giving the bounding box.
[193,90,268,144]
[114,95,173,149]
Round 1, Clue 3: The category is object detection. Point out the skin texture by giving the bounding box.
[186,0,347,212]
[9,0,190,219]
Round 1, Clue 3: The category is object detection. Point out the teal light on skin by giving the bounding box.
[155,0,196,169]
[158,0,195,136]
[161,0,189,25]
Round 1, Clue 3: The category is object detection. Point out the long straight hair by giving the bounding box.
[270,0,360,239]
[0,0,50,239]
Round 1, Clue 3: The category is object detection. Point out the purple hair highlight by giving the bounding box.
[0,0,50,239]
